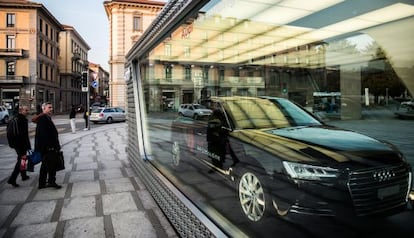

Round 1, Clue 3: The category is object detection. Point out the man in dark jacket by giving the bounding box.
[34,102,62,189]
[7,106,31,187]
[69,104,77,133]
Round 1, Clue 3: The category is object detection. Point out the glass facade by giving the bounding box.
[129,0,414,237]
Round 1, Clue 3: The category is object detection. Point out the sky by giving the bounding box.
[37,0,110,71]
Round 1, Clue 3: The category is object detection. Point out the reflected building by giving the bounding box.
[141,14,329,114]
[125,1,414,237]
[138,10,413,119]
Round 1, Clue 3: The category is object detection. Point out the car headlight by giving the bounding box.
[283,161,340,181]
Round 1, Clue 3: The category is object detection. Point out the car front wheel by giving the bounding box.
[238,170,269,222]
[2,115,9,124]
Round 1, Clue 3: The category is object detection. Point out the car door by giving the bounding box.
[186,105,195,118]
[104,108,114,121]
[115,108,125,121]
[182,105,190,117]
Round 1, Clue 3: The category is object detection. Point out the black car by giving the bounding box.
[171,96,412,222]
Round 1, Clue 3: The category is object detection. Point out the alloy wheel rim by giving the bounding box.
[239,172,265,221]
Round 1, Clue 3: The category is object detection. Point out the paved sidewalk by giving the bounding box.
[0,122,177,238]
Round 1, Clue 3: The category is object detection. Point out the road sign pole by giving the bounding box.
[87,71,90,130]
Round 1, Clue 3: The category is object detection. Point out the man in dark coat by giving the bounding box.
[206,109,239,172]
[69,104,77,133]
[34,102,62,189]
[83,105,89,130]
[7,106,31,187]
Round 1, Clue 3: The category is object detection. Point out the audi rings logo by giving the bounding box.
[373,169,395,182]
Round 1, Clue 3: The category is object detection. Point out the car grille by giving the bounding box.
[348,163,410,216]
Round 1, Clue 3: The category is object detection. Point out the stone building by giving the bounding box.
[0,0,92,114]
[58,24,90,113]
[0,0,63,114]
[88,62,110,106]
[103,0,165,109]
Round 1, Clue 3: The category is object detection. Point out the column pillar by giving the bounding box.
[340,64,362,120]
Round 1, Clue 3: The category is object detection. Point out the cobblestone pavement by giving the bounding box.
[0,121,177,238]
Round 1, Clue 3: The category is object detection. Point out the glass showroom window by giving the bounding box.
[137,1,414,237]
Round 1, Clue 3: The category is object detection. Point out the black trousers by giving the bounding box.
[39,152,57,186]
[84,117,88,128]
[8,155,28,183]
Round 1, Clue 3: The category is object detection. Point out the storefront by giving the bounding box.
[1,88,19,113]
[126,1,414,237]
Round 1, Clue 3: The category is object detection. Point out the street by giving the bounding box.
[0,115,120,146]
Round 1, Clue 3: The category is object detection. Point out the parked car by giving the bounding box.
[0,105,10,124]
[178,103,212,119]
[90,102,106,110]
[401,99,414,109]
[89,107,126,124]
[171,96,412,222]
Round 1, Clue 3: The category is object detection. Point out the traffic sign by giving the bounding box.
[91,80,98,88]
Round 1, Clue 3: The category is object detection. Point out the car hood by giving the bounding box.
[231,126,403,166]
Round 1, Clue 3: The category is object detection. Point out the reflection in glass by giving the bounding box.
[138,0,414,237]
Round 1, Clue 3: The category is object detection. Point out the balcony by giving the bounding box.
[72,52,81,61]
[0,75,28,84]
[0,48,29,58]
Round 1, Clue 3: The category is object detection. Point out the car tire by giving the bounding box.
[237,168,271,222]
[193,114,198,120]
[178,112,183,116]
[2,115,9,124]
[106,117,113,124]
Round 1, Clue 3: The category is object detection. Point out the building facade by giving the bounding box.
[58,24,90,113]
[89,62,110,106]
[103,0,164,109]
[0,0,63,114]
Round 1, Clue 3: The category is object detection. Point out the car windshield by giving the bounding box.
[193,104,206,109]
[221,97,321,130]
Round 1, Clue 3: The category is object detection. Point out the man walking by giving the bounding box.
[7,105,31,187]
[69,104,77,133]
[33,102,62,189]
[83,107,89,130]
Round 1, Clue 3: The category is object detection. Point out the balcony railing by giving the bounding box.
[0,75,28,84]
[72,52,81,61]
[0,48,29,58]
